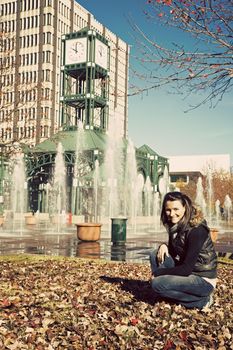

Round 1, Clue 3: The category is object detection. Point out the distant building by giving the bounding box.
[169,154,231,185]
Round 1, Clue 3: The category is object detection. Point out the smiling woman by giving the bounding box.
[150,191,218,310]
[164,199,186,225]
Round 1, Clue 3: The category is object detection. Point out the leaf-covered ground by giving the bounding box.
[0,255,232,350]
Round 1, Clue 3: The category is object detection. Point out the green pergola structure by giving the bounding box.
[25,128,106,213]
[25,130,168,215]
[136,144,169,192]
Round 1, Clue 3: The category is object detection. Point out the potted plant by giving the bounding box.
[76,223,102,242]
[25,212,37,225]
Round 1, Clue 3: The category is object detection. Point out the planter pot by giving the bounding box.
[76,223,102,242]
[25,216,37,225]
[51,215,66,225]
[0,216,4,226]
[210,228,218,243]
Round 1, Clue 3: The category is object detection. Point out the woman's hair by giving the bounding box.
[161,191,193,230]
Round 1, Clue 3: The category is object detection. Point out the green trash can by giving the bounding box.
[111,217,127,245]
[111,244,126,261]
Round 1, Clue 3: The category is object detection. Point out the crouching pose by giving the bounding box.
[150,191,217,309]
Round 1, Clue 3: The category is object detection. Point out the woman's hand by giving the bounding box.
[157,244,169,264]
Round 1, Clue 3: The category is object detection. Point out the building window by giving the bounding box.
[43,107,49,119]
[45,0,52,6]
[32,108,36,119]
[46,51,51,63]
[32,0,39,10]
[43,13,53,26]
[44,88,50,100]
[44,32,52,44]
[43,69,51,82]
[44,125,49,137]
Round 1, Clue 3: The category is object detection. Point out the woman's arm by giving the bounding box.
[153,226,208,277]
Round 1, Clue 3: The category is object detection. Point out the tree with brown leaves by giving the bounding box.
[130,0,233,110]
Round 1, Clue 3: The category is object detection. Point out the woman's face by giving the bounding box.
[165,200,186,224]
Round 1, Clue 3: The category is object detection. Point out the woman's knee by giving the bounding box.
[149,249,159,270]
[151,275,171,292]
[149,249,158,260]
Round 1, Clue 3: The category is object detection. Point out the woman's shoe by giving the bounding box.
[202,293,214,310]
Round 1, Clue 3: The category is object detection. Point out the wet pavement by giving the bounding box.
[0,221,232,262]
[0,223,165,263]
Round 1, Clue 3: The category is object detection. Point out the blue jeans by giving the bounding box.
[149,249,214,309]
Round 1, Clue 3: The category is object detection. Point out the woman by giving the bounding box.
[150,191,217,309]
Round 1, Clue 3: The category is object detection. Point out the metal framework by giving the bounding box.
[60,28,110,131]
[21,28,169,214]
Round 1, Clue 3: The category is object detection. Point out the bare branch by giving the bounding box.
[129,0,233,108]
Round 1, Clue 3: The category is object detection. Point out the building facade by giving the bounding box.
[169,154,231,186]
[0,0,129,147]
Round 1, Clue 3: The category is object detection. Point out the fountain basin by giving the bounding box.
[76,223,102,242]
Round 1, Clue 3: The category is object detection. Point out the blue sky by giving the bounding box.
[77,0,233,165]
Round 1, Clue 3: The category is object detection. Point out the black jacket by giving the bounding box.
[169,222,217,278]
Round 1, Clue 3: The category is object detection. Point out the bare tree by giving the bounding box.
[130,0,233,109]
[181,170,233,208]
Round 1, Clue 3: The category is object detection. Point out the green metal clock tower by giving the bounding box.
[24,27,169,216]
[60,28,110,131]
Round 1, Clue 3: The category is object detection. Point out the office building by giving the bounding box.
[0,0,129,146]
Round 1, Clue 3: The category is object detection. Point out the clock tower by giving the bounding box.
[60,28,110,131]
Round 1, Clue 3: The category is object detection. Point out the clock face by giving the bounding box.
[95,39,108,69]
[65,38,87,65]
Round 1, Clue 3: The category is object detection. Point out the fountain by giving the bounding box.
[0,136,232,260]
[144,176,152,217]
[193,172,233,246]
[44,182,52,215]
[153,191,161,231]
[50,142,67,231]
[195,177,207,216]
[72,123,85,219]
[10,152,28,232]
[215,199,221,227]
[93,159,100,222]
[224,194,232,224]
[158,165,169,201]
[124,138,138,225]
[206,168,214,226]
[104,113,124,219]
[195,175,223,229]
[136,173,144,217]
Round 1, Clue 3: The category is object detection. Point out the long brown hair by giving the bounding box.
[161,191,193,231]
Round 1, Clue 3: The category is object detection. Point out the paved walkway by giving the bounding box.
[0,221,232,262]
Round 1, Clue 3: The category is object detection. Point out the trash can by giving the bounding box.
[111,244,126,261]
[111,217,127,245]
